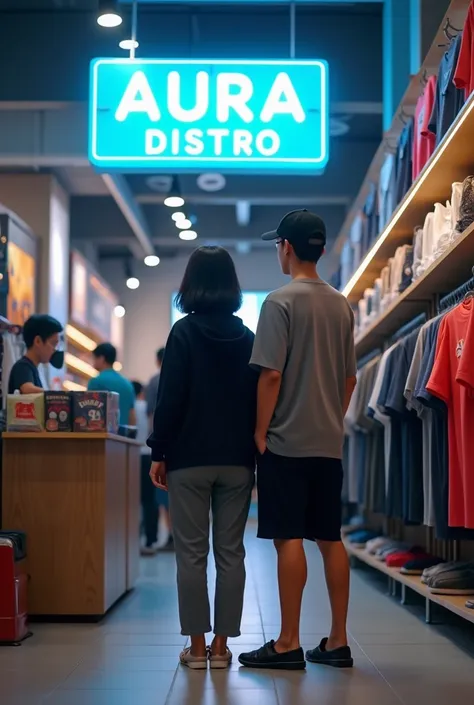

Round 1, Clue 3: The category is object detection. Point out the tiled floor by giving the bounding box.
[2,526,474,705]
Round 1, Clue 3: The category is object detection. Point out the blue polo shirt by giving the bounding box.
[88,369,135,425]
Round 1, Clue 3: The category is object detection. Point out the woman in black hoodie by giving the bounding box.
[148,246,257,670]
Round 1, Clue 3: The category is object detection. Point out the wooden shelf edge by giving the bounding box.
[343,538,474,625]
[354,221,474,357]
[2,432,141,445]
[327,0,473,271]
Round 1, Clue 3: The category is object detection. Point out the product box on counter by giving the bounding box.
[44,391,72,432]
[72,391,120,434]
[7,393,45,432]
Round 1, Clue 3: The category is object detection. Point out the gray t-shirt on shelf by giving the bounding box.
[250,278,356,459]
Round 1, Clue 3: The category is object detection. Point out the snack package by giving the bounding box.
[72,391,120,433]
[44,391,72,432]
[7,393,45,432]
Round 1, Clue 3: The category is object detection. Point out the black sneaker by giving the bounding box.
[306,638,353,668]
[238,640,305,671]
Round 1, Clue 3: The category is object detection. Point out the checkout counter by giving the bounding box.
[2,432,140,619]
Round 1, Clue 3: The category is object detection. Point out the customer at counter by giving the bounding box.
[8,314,63,394]
[89,343,136,425]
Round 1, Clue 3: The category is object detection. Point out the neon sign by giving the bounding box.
[89,59,329,173]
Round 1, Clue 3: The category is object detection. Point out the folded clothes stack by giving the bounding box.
[421,562,474,596]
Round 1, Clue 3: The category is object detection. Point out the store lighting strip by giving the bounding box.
[342,93,474,300]
[66,324,96,352]
[65,352,98,379]
[63,380,87,392]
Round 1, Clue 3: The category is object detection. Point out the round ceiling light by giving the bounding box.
[196,173,226,192]
[179,231,198,241]
[119,39,139,50]
[97,1,122,27]
[176,218,192,230]
[126,277,140,290]
[164,195,185,208]
[171,212,186,222]
[114,305,126,318]
[144,255,160,267]
[146,175,173,192]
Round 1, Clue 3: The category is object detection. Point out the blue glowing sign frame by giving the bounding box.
[89,58,329,174]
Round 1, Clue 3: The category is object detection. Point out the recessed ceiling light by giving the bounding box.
[114,305,126,318]
[119,39,139,50]
[179,231,198,241]
[144,255,160,267]
[164,195,185,208]
[176,218,192,230]
[171,212,186,222]
[126,277,140,290]
[97,1,122,27]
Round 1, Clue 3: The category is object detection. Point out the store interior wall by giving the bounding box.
[99,250,287,382]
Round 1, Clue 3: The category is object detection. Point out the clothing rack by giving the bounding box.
[357,348,382,371]
[390,312,426,344]
[438,267,474,312]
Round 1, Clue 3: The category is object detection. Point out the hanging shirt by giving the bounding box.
[427,299,474,529]
[412,76,437,181]
[395,119,414,204]
[428,34,465,145]
[378,154,396,234]
[454,4,474,100]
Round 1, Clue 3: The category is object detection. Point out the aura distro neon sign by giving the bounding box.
[89,58,329,173]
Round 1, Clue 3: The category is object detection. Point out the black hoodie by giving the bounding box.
[147,313,257,471]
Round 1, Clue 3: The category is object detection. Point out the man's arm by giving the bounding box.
[249,299,289,452]
[343,376,357,417]
[255,369,282,452]
[128,406,137,426]
[19,382,43,394]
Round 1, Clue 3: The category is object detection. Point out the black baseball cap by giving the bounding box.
[261,209,326,249]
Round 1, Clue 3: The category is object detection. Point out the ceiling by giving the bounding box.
[0,1,383,274]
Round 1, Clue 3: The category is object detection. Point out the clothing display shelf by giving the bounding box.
[328,0,472,282]
[344,538,474,626]
[354,220,474,358]
[345,90,474,306]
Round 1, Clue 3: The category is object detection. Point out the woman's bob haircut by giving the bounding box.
[175,246,243,315]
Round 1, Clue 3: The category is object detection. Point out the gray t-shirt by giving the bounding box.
[250,279,356,459]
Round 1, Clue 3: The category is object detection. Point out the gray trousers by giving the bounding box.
[167,466,253,637]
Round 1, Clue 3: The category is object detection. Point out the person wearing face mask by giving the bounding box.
[8,314,64,394]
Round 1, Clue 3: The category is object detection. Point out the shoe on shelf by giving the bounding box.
[428,569,474,596]
[208,647,233,669]
[179,647,208,670]
[421,561,474,585]
[365,537,390,554]
[238,641,306,671]
[400,556,444,576]
[306,638,353,669]
[385,547,426,569]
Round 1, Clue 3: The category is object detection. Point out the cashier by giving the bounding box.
[8,314,64,394]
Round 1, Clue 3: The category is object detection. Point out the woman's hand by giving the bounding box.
[149,461,168,491]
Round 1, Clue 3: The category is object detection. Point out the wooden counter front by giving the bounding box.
[1,433,141,619]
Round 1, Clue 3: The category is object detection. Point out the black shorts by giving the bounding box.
[257,450,343,542]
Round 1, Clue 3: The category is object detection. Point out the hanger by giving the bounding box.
[463,266,474,302]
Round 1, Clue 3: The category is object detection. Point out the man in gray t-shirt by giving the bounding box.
[239,210,357,673]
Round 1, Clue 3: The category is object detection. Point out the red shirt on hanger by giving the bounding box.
[427,299,474,529]
[454,1,474,99]
[412,75,437,181]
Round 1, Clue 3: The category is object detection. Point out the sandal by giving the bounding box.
[179,647,208,670]
[208,647,233,669]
